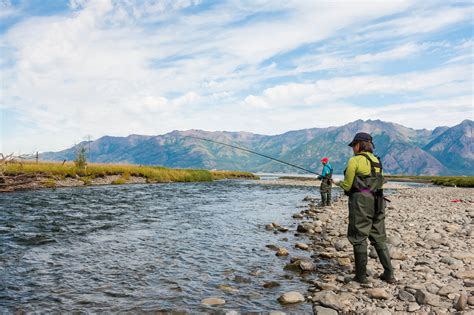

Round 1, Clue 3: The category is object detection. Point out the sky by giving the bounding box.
[0,0,473,154]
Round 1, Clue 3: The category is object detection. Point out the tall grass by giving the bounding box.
[4,161,213,182]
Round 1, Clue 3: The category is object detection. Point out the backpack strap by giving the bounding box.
[356,153,382,176]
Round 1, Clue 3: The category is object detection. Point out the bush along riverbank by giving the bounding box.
[265,187,473,313]
[0,161,258,192]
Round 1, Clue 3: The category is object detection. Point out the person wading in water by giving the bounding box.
[317,157,333,207]
[332,132,395,284]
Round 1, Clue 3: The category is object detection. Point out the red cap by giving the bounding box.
[321,157,329,163]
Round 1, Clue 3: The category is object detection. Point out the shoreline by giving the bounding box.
[273,187,473,313]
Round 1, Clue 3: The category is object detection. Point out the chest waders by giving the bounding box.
[347,154,395,283]
[320,165,333,206]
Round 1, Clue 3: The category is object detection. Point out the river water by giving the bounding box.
[0,180,324,313]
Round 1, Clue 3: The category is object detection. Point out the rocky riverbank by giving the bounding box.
[272,187,473,314]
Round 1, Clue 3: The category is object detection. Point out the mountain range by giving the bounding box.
[40,119,474,176]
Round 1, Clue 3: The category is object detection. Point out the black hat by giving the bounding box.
[348,132,372,147]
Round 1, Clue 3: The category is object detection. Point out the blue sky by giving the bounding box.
[0,0,473,153]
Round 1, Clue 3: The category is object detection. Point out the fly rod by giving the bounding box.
[185,136,321,176]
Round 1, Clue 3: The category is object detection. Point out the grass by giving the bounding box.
[385,175,474,187]
[2,161,257,186]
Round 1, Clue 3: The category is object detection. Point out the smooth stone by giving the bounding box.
[314,226,323,233]
[313,306,338,315]
[278,226,289,232]
[278,291,305,304]
[202,297,225,305]
[337,257,351,266]
[454,292,467,311]
[218,284,239,293]
[295,243,309,250]
[265,224,274,231]
[388,234,403,247]
[334,240,346,251]
[398,289,416,302]
[297,223,312,233]
[468,295,474,305]
[440,256,461,265]
[455,270,474,280]
[263,281,280,289]
[266,244,279,251]
[437,285,457,296]
[313,291,342,311]
[415,289,429,305]
[234,275,251,283]
[299,260,315,271]
[313,281,339,291]
[368,288,390,300]
[408,302,421,312]
[276,248,289,256]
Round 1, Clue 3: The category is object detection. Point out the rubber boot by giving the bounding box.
[376,246,396,283]
[353,246,368,284]
[320,192,327,207]
[326,191,331,206]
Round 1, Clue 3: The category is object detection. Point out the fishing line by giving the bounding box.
[185,136,321,176]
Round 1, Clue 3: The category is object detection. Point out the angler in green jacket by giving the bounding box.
[333,132,395,284]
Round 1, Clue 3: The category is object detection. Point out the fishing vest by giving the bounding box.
[322,164,333,185]
[349,153,385,196]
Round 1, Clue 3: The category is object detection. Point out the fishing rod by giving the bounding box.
[185,136,321,176]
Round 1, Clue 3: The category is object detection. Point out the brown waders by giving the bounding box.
[347,154,395,283]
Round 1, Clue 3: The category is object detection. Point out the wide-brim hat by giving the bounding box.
[348,132,373,147]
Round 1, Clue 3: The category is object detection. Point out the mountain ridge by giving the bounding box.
[40,119,474,175]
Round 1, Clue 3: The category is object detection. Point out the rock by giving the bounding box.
[454,292,467,311]
[277,226,289,232]
[265,224,274,231]
[368,288,390,300]
[425,283,439,294]
[202,297,225,305]
[278,291,305,304]
[313,306,338,315]
[334,240,346,251]
[468,295,474,305]
[313,291,342,311]
[337,257,351,266]
[297,223,312,233]
[440,256,461,265]
[314,226,323,233]
[415,289,428,305]
[276,248,289,256]
[398,289,416,302]
[313,281,339,291]
[293,213,304,219]
[266,244,279,251]
[314,220,323,227]
[424,232,442,242]
[455,270,474,280]
[437,285,457,296]
[299,260,315,271]
[408,302,420,312]
[263,281,280,289]
[234,275,251,283]
[218,284,239,293]
[271,222,281,228]
[389,247,407,260]
[388,234,403,247]
[295,243,309,250]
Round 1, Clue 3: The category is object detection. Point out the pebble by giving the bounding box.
[201,297,225,305]
[278,291,305,304]
[276,248,289,256]
[398,289,416,302]
[408,302,420,312]
[263,281,280,289]
[295,243,309,250]
[337,257,351,266]
[313,306,338,315]
[454,292,467,311]
[367,288,390,300]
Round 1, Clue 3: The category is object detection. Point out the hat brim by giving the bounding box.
[348,140,356,147]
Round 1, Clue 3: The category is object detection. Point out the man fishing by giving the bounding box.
[317,157,333,206]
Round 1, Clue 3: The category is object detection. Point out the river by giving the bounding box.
[0,180,323,313]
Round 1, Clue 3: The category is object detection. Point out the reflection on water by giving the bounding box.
[0,181,321,313]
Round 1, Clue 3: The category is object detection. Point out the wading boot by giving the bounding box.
[353,246,368,284]
[376,246,396,284]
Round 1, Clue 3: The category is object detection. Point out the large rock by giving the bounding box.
[278,291,305,304]
[295,243,309,250]
[455,270,474,280]
[276,248,289,256]
[455,292,468,311]
[437,284,457,296]
[398,289,416,302]
[297,223,313,233]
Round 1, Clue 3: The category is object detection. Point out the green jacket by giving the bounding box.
[338,152,383,192]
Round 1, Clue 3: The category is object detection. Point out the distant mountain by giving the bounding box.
[40,119,474,175]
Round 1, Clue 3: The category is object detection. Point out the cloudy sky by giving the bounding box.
[0,0,473,153]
